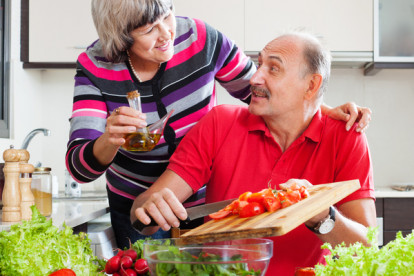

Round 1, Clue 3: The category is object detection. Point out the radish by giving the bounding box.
[134,258,149,275]
[120,255,133,269]
[113,273,121,276]
[123,248,138,261]
[105,255,121,274]
[116,249,125,257]
[121,268,137,276]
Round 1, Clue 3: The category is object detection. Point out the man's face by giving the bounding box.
[248,36,311,120]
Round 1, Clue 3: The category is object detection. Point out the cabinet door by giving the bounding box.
[244,0,373,52]
[28,0,97,63]
[173,0,245,50]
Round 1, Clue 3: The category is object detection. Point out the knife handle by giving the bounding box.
[132,217,191,233]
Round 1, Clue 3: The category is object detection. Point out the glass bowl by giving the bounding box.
[143,238,273,276]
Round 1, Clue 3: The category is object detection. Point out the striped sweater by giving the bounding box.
[66,17,255,212]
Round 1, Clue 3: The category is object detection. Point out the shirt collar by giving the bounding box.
[247,109,324,142]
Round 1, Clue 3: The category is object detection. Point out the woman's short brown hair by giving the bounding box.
[91,0,173,62]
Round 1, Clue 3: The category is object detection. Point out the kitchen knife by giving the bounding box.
[132,198,236,232]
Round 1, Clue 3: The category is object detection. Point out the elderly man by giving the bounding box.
[131,32,376,274]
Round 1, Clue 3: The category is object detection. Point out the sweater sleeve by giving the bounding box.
[65,63,110,183]
[210,23,256,102]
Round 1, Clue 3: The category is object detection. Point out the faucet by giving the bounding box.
[21,128,51,150]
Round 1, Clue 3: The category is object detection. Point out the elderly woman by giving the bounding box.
[66,0,371,249]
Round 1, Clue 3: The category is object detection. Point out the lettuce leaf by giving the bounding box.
[0,206,100,276]
[315,228,414,275]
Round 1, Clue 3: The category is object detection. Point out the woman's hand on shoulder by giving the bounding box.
[322,102,372,133]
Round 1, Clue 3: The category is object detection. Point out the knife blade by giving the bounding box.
[132,198,236,232]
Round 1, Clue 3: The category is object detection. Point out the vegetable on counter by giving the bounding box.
[209,183,310,220]
[101,239,150,276]
[48,268,77,276]
[315,228,414,275]
[0,206,100,276]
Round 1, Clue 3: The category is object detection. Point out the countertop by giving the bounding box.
[375,187,414,198]
[0,197,109,231]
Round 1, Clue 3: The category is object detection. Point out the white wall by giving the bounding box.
[1,1,414,192]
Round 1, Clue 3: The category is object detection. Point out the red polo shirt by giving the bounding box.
[168,105,374,275]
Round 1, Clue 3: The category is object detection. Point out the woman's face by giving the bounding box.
[129,10,176,65]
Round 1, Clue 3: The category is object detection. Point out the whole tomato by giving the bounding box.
[48,268,76,276]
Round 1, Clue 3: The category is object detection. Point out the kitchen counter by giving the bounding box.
[0,197,109,232]
[375,187,414,198]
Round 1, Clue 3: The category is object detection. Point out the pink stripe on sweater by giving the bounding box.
[65,145,87,184]
[107,181,136,200]
[78,143,104,175]
[216,51,249,82]
[73,100,106,111]
[72,110,107,119]
[170,104,211,131]
[166,19,206,70]
[78,53,132,82]
[216,49,243,77]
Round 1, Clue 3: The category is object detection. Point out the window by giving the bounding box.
[0,0,10,138]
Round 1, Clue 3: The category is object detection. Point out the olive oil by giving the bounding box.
[122,131,162,151]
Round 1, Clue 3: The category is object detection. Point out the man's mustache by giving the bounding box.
[250,86,271,98]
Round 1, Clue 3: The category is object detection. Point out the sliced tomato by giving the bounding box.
[237,200,249,213]
[286,189,302,203]
[281,198,293,208]
[263,196,281,212]
[247,192,265,204]
[239,202,265,218]
[223,200,239,212]
[238,191,252,202]
[247,188,274,204]
[208,210,232,220]
[277,191,287,202]
[299,186,310,198]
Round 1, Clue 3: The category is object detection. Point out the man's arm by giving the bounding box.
[130,169,194,235]
[305,198,377,247]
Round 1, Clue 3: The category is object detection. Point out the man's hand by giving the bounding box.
[279,178,312,190]
[322,102,372,133]
[130,170,194,235]
[134,187,188,232]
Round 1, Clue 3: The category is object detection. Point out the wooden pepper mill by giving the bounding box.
[19,149,35,220]
[2,145,22,222]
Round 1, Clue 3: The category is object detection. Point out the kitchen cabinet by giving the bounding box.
[21,0,97,68]
[244,0,373,53]
[375,198,414,245]
[174,0,245,50]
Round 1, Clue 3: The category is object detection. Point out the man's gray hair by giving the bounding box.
[281,32,331,99]
[91,0,173,62]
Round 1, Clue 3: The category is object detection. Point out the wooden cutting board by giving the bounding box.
[180,180,360,244]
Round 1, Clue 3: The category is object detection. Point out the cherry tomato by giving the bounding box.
[263,196,281,212]
[286,189,302,203]
[281,198,293,208]
[208,210,231,220]
[247,188,274,204]
[239,191,252,202]
[294,267,316,276]
[239,202,265,218]
[237,200,249,213]
[48,269,76,276]
[299,186,310,198]
[223,200,239,212]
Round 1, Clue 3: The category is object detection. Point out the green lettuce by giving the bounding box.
[315,228,414,275]
[0,206,100,276]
